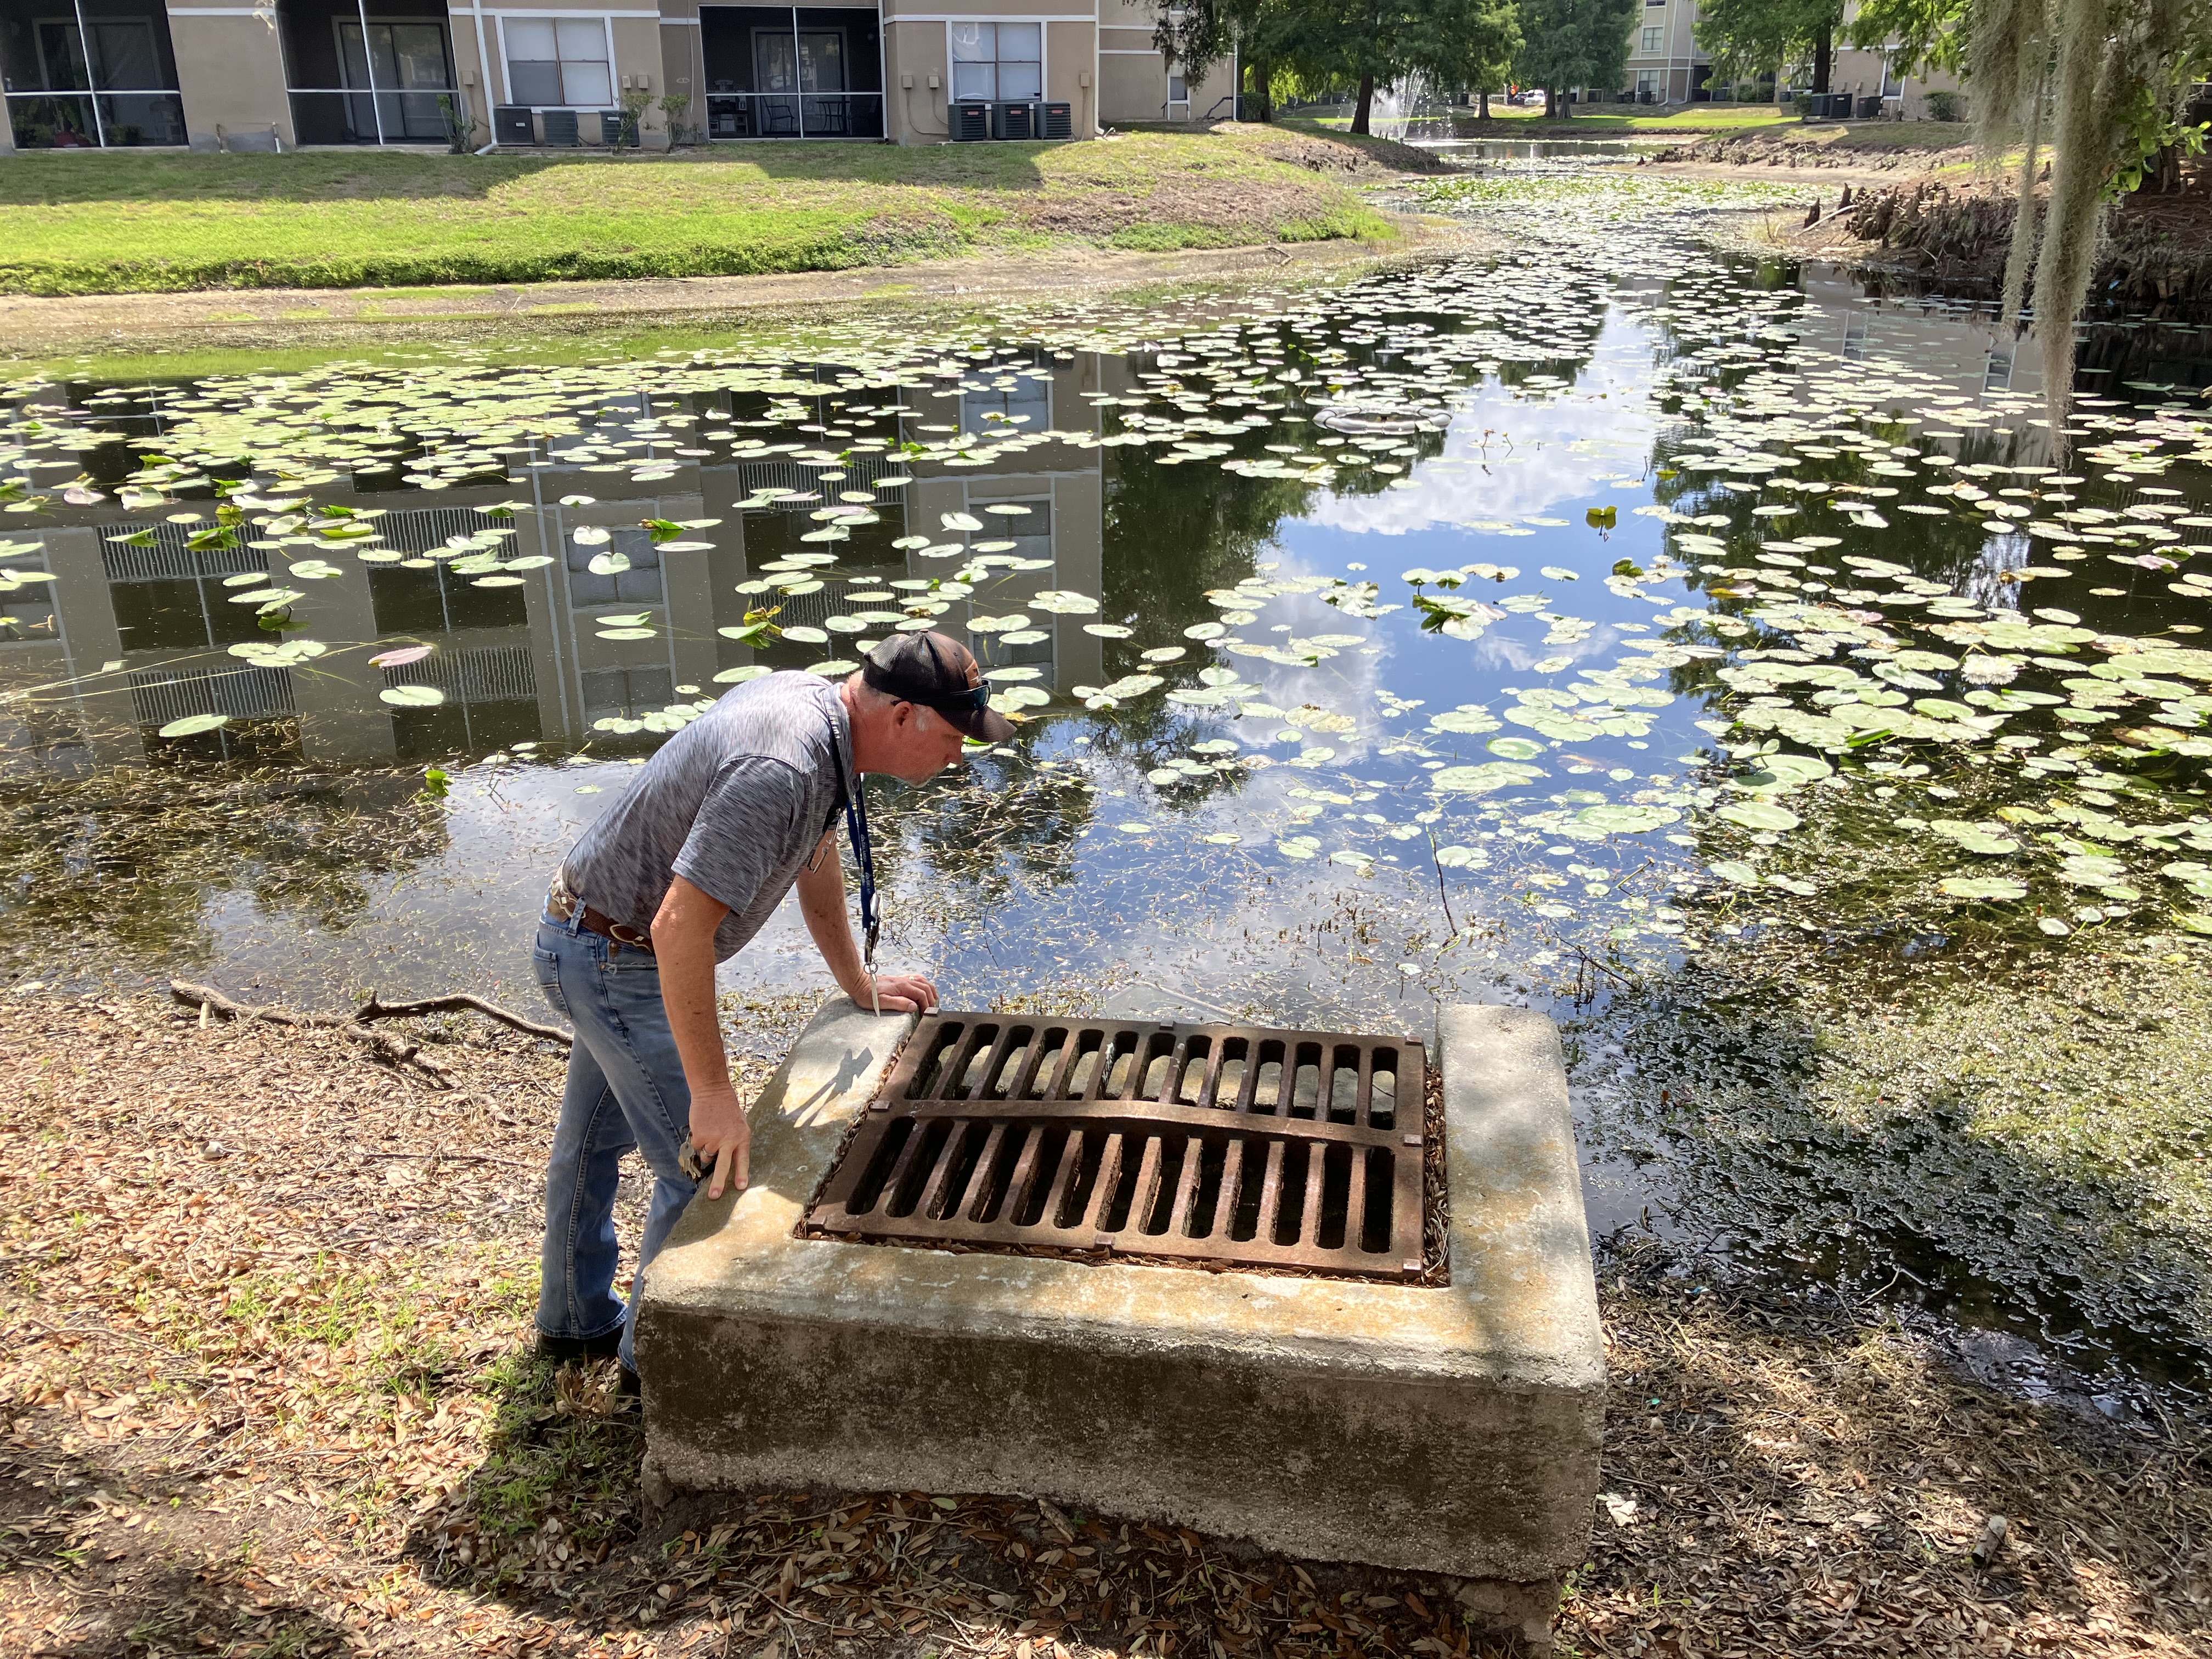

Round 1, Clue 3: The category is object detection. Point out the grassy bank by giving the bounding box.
[0,127,1398,297]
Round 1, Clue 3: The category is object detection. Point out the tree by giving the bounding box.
[1512,0,1638,117]
[1290,0,1423,134]
[1150,0,1261,92]
[1694,0,1843,94]
[1408,0,1523,119]
[1155,0,1521,133]
[1842,0,1967,76]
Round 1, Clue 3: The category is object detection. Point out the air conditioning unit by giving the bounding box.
[540,108,580,145]
[991,99,1033,140]
[951,99,990,140]
[494,104,535,145]
[1039,99,1073,138]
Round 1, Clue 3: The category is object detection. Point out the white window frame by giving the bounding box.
[944,18,1046,105]
[496,13,616,111]
[1640,25,1662,52]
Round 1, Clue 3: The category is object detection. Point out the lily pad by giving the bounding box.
[157,712,231,737]
[1939,877,2029,901]
[1717,801,1801,832]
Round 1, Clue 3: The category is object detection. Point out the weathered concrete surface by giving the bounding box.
[639,999,1602,1643]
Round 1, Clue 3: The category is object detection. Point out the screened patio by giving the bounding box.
[2,0,184,148]
[700,5,881,139]
[281,0,461,146]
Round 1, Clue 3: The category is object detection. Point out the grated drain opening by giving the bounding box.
[806,1015,1431,1280]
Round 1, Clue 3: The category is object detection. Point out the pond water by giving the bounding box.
[1401,137,1649,170]
[8,176,2212,1405]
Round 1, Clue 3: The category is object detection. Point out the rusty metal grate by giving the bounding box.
[803,1015,1429,1280]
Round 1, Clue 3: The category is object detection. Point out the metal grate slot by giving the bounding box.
[804,1015,1429,1279]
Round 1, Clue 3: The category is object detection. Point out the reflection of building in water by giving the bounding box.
[1795,267,2046,400]
[703,350,1104,698]
[1,354,1110,779]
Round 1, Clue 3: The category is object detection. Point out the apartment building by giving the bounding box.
[1620,0,1708,106]
[0,0,1231,151]
[1608,0,1956,115]
[1830,0,1957,119]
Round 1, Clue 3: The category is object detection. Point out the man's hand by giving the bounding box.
[687,1083,751,1200]
[847,970,939,1014]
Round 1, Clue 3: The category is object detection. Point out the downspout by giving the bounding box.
[469,0,496,147]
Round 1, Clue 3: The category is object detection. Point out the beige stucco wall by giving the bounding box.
[1900,65,1962,121]
[884,20,952,141]
[881,8,1096,145]
[445,7,493,148]
[458,3,682,148]
[660,9,708,140]
[612,13,671,146]
[1047,18,1097,137]
[1097,3,1232,131]
[1827,46,1886,101]
[167,12,295,150]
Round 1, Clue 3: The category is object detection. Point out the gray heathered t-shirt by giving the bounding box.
[559,672,854,963]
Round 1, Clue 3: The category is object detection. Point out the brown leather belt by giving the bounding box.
[548,882,654,954]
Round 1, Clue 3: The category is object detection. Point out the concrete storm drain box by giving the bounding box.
[637,998,1604,1646]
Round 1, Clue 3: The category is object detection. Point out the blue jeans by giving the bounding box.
[532,906,696,1373]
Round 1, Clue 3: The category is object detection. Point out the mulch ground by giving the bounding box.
[2,991,2207,1658]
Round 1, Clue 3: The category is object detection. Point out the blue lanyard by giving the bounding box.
[834,715,878,973]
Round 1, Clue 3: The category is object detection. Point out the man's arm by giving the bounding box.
[794,829,938,1014]
[650,874,747,1199]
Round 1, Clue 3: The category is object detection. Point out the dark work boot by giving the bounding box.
[536,1327,624,1365]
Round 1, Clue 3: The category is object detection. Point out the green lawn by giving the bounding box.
[0,128,1396,296]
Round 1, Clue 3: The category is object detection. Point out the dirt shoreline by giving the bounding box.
[1,986,2205,1658]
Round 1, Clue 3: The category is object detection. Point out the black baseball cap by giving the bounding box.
[862,631,1017,742]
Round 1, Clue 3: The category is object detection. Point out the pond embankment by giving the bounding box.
[3,987,2205,1659]
[1653,129,2212,307]
[0,219,1480,365]
[0,126,1439,302]
[1803,175,2212,306]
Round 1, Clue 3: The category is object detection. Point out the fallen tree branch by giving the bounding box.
[168,980,455,1086]
[354,989,572,1047]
